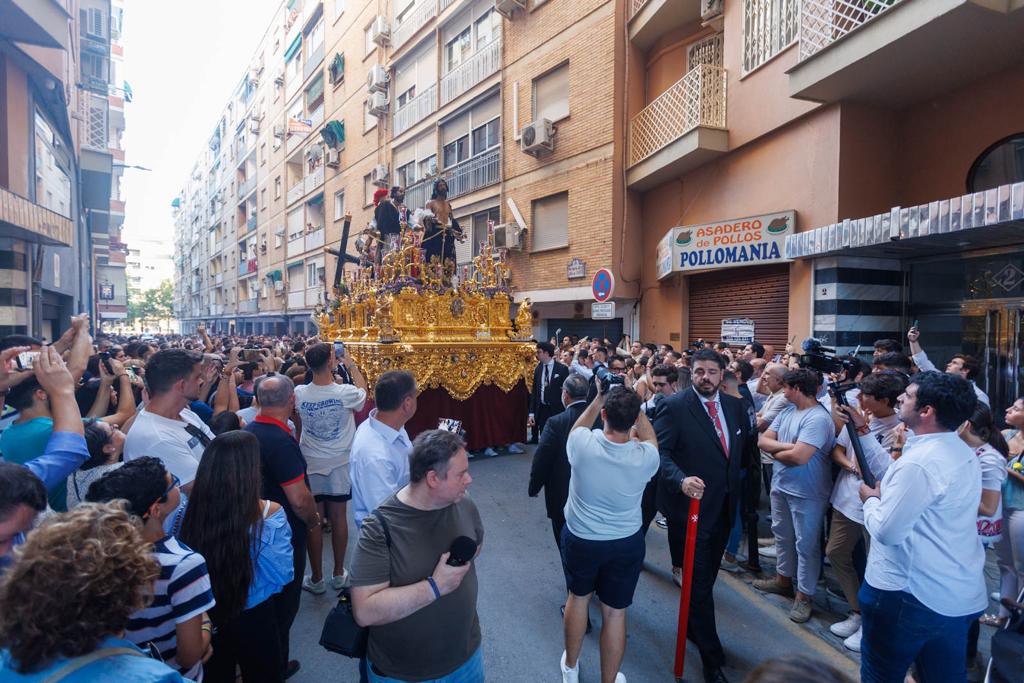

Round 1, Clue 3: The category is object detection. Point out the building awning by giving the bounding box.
[287,260,304,269]
[786,182,1024,261]
[284,33,302,62]
[266,269,283,281]
[306,192,324,206]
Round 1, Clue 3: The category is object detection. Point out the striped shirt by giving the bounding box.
[125,536,215,680]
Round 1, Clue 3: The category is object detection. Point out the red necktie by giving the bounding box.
[706,401,729,458]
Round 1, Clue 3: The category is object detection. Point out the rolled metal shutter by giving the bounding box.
[687,264,790,350]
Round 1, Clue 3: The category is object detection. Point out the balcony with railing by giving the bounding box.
[287,181,306,206]
[287,290,306,309]
[446,148,500,199]
[304,165,325,194]
[238,176,257,200]
[238,259,258,277]
[788,0,1024,106]
[405,178,431,214]
[626,64,728,191]
[239,298,258,313]
[440,39,500,106]
[306,228,325,252]
[247,214,257,232]
[392,0,437,52]
[287,234,305,257]
[305,287,324,307]
[393,84,437,137]
[628,0,702,51]
[309,104,325,128]
[439,0,459,11]
[303,43,325,82]
[286,129,308,155]
[209,304,224,316]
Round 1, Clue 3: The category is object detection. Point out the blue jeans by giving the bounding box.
[367,647,483,683]
[859,583,980,683]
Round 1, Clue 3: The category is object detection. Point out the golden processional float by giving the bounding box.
[313,212,536,404]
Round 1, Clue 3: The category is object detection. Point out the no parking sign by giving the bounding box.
[592,268,614,302]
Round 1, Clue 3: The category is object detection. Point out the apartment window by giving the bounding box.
[533,63,569,123]
[274,176,282,199]
[81,53,108,81]
[471,119,499,154]
[443,136,468,168]
[307,262,325,286]
[471,208,501,258]
[307,21,325,58]
[444,27,472,71]
[80,8,105,39]
[418,155,436,179]
[742,0,798,75]
[364,174,374,206]
[305,74,325,112]
[363,100,376,132]
[395,0,417,24]
[473,9,500,48]
[365,24,376,56]
[395,161,416,189]
[333,0,345,20]
[34,112,72,218]
[334,191,346,221]
[396,85,417,109]
[261,189,267,211]
[260,142,267,165]
[531,192,569,252]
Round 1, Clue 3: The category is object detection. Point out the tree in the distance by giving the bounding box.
[128,279,174,332]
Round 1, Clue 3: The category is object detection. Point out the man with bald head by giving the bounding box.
[244,373,318,678]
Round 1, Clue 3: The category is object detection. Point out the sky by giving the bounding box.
[121,0,283,254]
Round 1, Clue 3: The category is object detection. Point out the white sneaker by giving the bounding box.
[302,576,326,595]
[560,651,579,683]
[330,570,351,590]
[506,443,526,454]
[615,674,626,683]
[829,611,862,638]
[483,447,498,457]
[843,625,862,652]
[759,545,778,558]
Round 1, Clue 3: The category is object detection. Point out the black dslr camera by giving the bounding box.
[594,364,624,394]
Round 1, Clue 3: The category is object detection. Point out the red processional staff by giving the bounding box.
[673,496,701,681]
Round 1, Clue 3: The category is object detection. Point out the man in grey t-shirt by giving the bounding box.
[754,368,835,624]
[350,430,484,682]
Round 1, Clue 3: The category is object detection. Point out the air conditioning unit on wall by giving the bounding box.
[325,149,341,168]
[370,16,390,47]
[520,119,555,156]
[367,64,388,94]
[371,164,389,187]
[493,223,523,250]
[495,0,526,19]
[369,92,389,117]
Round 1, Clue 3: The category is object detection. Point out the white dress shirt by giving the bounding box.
[862,431,987,617]
[911,350,990,406]
[570,358,593,380]
[349,410,413,527]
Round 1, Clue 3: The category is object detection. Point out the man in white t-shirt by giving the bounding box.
[294,342,367,594]
[123,350,214,496]
[559,383,659,683]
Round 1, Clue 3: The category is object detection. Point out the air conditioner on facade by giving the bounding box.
[325,149,341,168]
[367,64,388,94]
[370,16,390,47]
[369,91,389,117]
[493,223,523,250]
[273,124,285,138]
[495,0,526,19]
[520,119,555,156]
[371,164,389,187]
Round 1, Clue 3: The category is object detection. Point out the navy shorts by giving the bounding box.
[560,526,645,609]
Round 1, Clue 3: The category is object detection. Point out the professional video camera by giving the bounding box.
[594,364,624,394]
[798,338,877,487]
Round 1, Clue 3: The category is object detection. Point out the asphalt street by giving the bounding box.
[287,445,866,682]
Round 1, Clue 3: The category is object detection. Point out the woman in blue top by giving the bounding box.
[0,502,186,682]
[179,431,293,683]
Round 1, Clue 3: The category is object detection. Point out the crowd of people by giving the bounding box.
[0,314,1020,683]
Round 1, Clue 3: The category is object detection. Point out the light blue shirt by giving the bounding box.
[247,506,294,608]
[350,410,412,527]
[770,404,835,502]
[0,635,186,682]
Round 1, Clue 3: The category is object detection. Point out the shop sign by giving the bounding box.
[656,210,795,279]
[99,284,115,300]
[721,318,755,345]
[567,257,587,280]
[592,302,615,319]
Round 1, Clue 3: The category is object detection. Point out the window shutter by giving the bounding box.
[531,193,568,251]
[455,214,472,264]
[534,65,569,123]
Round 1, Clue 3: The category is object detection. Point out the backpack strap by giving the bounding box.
[41,647,145,683]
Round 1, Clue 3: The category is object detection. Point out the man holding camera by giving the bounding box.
[559,380,659,683]
[654,349,753,683]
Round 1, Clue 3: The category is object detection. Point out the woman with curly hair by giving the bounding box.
[179,431,294,682]
[0,502,186,681]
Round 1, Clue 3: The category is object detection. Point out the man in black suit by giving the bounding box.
[528,341,569,444]
[528,373,591,549]
[654,348,756,683]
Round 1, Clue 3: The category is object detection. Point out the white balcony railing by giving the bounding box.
[629,64,727,167]
[305,287,323,307]
[440,39,500,106]
[287,181,305,205]
[392,0,437,51]
[239,298,258,313]
[799,0,903,61]
[303,42,325,81]
[287,236,305,257]
[440,0,459,11]
[304,165,324,194]
[237,176,257,199]
[446,148,500,199]
[393,84,437,137]
[309,103,325,128]
[405,179,431,214]
[287,290,305,309]
[286,130,308,154]
[306,228,325,252]
[629,0,650,20]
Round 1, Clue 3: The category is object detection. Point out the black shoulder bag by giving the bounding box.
[319,509,391,658]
